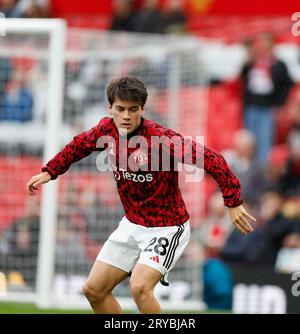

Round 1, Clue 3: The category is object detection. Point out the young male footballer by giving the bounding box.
[26,76,255,314]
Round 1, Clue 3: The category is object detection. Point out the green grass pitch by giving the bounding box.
[0,302,230,314]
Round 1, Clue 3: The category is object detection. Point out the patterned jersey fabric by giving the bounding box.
[42,117,243,227]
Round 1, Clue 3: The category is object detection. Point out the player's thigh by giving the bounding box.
[130,263,162,292]
[85,260,128,294]
[97,217,140,273]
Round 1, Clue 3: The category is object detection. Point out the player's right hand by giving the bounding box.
[26,171,51,196]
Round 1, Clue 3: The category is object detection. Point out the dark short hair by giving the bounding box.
[107,76,148,107]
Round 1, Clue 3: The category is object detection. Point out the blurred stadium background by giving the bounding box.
[1,0,300,314]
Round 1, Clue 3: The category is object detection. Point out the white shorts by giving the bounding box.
[97,216,190,285]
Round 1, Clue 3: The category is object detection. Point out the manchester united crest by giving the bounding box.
[133,149,148,166]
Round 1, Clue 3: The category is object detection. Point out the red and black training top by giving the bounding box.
[42,117,243,227]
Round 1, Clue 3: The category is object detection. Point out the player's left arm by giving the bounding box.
[159,129,256,235]
[179,137,255,235]
[201,145,255,235]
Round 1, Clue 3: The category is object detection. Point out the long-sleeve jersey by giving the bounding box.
[42,117,243,227]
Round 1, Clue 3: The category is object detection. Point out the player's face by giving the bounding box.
[109,98,144,136]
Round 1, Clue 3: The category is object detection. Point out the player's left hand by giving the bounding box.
[228,205,255,236]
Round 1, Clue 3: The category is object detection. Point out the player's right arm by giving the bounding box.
[41,124,102,179]
[26,118,108,196]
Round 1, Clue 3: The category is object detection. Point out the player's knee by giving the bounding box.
[82,282,106,304]
[130,280,152,302]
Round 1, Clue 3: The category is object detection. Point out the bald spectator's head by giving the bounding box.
[143,0,159,10]
[164,0,184,10]
[233,129,256,160]
[113,0,133,18]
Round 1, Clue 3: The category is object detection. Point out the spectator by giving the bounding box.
[220,202,262,265]
[202,245,233,310]
[1,0,19,17]
[128,57,169,90]
[222,189,296,268]
[0,200,40,288]
[201,191,233,250]
[198,195,234,310]
[110,0,138,32]
[223,129,265,208]
[55,219,87,275]
[162,0,187,34]
[282,232,300,248]
[19,0,50,18]
[264,144,289,193]
[0,69,34,122]
[240,33,293,164]
[252,190,300,266]
[1,0,50,18]
[280,130,300,196]
[133,0,165,34]
[0,58,12,114]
